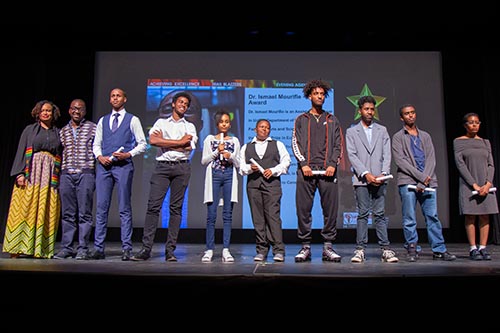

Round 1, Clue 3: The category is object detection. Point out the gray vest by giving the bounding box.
[245,140,281,188]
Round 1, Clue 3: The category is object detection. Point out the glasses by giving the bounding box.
[70,106,85,113]
[466,121,481,125]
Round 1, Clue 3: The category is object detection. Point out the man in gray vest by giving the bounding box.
[239,119,291,262]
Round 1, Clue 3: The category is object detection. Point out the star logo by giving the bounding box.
[346,84,386,121]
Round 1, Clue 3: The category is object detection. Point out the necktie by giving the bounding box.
[112,113,119,132]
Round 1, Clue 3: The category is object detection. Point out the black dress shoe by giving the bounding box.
[131,248,151,261]
[89,250,105,260]
[407,243,418,262]
[433,251,456,261]
[53,250,76,259]
[165,253,177,262]
[121,250,131,261]
[75,250,90,260]
[407,253,418,262]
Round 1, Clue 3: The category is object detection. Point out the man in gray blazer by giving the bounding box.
[392,104,456,262]
[345,96,398,263]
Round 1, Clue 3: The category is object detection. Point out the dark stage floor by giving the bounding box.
[2,242,500,313]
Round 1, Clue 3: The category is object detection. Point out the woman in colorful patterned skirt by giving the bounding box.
[3,100,62,258]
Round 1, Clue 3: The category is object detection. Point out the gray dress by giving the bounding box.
[453,137,499,215]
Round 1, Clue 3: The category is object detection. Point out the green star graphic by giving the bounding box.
[346,84,386,121]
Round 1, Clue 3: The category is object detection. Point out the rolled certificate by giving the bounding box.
[249,158,265,173]
[109,146,125,161]
[407,184,436,192]
[375,174,393,181]
[311,170,326,175]
[219,133,224,160]
[472,187,497,195]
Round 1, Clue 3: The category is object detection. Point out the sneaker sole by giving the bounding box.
[433,257,457,261]
[294,257,311,262]
[381,259,399,263]
[53,254,76,259]
[131,257,150,261]
[322,257,341,262]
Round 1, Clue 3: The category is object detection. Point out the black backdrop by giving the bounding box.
[1,12,499,243]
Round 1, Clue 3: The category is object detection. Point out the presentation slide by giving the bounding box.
[93,51,447,229]
[145,79,332,229]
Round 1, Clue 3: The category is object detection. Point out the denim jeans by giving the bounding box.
[206,167,234,249]
[398,185,446,253]
[354,184,390,249]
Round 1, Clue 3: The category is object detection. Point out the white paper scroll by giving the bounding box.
[249,158,265,173]
[219,133,224,160]
[407,184,436,192]
[472,187,497,195]
[109,146,125,161]
[375,174,393,181]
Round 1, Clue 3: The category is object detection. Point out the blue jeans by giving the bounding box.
[398,185,446,253]
[354,184,390,249]
[206,168,234,250]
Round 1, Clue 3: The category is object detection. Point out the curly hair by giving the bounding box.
[302,79,331,98]
[31,100,61,123]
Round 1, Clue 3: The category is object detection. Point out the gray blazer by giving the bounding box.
[392,126,438,188]
[345,121,391,186]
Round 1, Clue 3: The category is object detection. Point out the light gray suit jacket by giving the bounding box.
[345,121,391,186]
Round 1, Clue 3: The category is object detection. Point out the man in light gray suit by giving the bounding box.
[345,95,398,263]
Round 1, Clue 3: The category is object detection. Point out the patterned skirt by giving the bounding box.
[3,151,61,258]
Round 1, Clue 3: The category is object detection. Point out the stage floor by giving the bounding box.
[2,243,499,277]
[2,242,500,312]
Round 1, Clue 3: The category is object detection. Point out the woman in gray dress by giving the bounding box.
[453,113,498,260]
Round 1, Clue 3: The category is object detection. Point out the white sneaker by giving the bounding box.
[201,249,213,263]
[381,249,399,263]
[351,249,365,263]
[222,248,234,262]
[272,253,285,262]
[254,253,265,261]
